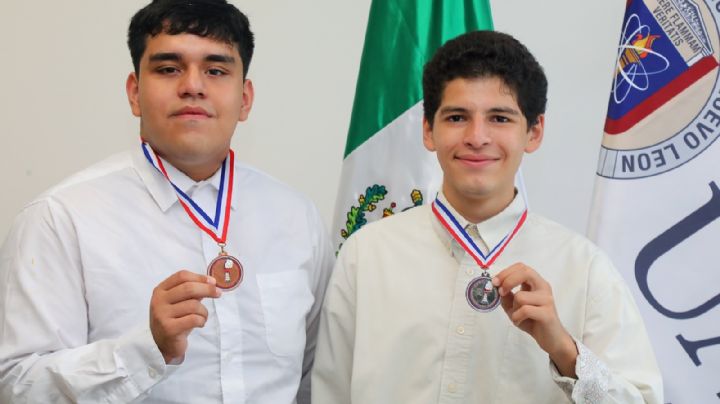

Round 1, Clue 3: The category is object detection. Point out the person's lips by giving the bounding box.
[171,106,212,119]
[455,153,498,167]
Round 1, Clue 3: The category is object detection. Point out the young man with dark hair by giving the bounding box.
[0,1,333,402]
[312,31,662,403]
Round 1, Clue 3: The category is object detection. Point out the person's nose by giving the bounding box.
[464,117,491,148]
[178,66,206,98]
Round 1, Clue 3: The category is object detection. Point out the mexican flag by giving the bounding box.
[333,0,494,251]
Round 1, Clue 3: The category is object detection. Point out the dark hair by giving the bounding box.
[128,0,254,78]
[422,30,547,129]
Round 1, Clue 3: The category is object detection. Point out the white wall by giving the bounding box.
[0,1,625,242]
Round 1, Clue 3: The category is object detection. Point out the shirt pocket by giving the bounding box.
[256,270,315,357]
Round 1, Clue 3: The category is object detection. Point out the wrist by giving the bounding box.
[548,333,578,378]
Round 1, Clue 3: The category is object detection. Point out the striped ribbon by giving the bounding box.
[431,197,527,269]
[142,142,234,244]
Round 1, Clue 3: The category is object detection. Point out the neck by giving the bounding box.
[442,186,515,224]
[145,144,228,182]
[175,162,222,182]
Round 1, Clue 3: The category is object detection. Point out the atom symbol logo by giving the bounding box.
[613,13,671,104]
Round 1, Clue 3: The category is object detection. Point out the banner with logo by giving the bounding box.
[331,0,494,252]
[588,0,720,401]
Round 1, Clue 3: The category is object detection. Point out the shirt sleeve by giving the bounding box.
[549,251,664,404]
[297,203,336,404]
[549,337,610,402]
[310,232,358,404]
[0,198,167,403]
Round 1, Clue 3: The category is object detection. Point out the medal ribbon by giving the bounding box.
[432,197,527,269]
[142,142,234,244]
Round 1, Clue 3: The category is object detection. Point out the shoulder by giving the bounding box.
[343,204,434,252]
[524,212,625,289]
[4,152,135,245]
[524,212,604,259]
[27,151,135,209]
[232,163,325,235]
[234,162,316,209]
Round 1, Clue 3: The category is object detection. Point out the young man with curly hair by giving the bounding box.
[312,31,662,404]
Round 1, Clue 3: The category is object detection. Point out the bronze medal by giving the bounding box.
[208,253,243,290]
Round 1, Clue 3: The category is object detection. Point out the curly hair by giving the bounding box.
[422,30,547,129]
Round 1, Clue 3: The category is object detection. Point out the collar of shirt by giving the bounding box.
[431,191,526,262]
[132,147,237,213]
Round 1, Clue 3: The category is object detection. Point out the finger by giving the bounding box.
[156,270,216,292]
[165,298,210,320]
[163,314,209,335]
[500,291,515,315]
[510,305,551,326]
[165,281,222,304]
[511,290,553,308]
[495,265,547,296]
[493,263,532,295]
[492,262,526,286]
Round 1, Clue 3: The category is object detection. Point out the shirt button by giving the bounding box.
[448,383,457,393]
[148,367,158,379]
[456,325,465,335]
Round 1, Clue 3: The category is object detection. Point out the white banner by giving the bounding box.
[589,0,720,401]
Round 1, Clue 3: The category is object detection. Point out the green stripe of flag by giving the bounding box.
[344,0,494,157]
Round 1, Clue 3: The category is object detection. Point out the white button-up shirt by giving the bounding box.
[0,148,334,403]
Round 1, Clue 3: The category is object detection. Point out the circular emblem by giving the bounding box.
[207,254,243,291]
[599,0,720,179]
[466,274,501,312]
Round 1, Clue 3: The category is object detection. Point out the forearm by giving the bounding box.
[548,331,579,378]
[0,326,167,403]
[563,252,664,403]
[551,338,662,404]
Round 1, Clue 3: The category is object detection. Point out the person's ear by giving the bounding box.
[423,117,437,152]
[237,79,254,121]
[524,114,544,153]
[126,72,141,117]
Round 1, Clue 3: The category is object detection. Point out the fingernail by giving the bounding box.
[492,277,500,286]
[207,276,216,285]
[215,287,222,297]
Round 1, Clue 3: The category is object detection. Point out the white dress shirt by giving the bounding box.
[0,147,334,403]
[312,194,663,404]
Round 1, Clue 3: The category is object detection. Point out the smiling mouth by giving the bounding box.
[456,155,498,166]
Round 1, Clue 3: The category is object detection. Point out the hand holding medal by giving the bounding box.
[434,195,579,377]
[149,270,222,364]
[432,197,526,313]
[493,263,579,378]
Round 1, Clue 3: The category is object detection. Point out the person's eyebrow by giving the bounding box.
[148,52,181,63]
[438,106,470,115]
[487,106,521,115]
[147,53,236,64]
[438,105,522,116]
[205,54,235,64]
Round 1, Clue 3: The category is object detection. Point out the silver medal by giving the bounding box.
[466,271,501,312]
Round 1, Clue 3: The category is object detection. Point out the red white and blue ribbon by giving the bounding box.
[142,142,234,244]
[432,197,527,269]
